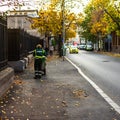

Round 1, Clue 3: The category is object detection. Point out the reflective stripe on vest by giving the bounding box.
[34,49,45,59]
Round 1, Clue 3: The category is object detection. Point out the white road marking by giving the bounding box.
[65,57,120,114]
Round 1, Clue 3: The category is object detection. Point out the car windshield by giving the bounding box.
[87,44,92,47]
[71,45,77,48]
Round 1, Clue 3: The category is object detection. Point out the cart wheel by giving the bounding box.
[43,68,46,75]
[38,74,42,79]
[34,74,41,79]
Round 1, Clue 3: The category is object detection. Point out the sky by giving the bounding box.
[0,0,36,12]
[68,0,89,14]
[0,0,89,14]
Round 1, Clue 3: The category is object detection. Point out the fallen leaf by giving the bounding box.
[43,112,46,115]
[26,101,31,105]
[17,96,20,99]
[10,117,14,120]
[2,110,6,114]
[62,101,67,107]
[64,113,67,116]
[10,106,14,108]
[56,98,59,101]
[21,100,25,104]
[73,89,88,98]
[57,106,60,108]
[30,106,33,108]
[75,103,80,106]
[11,97,15,101]
[51,106,54,108]
[11,111,14,114]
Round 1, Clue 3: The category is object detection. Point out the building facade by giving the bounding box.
[112,32,120,53]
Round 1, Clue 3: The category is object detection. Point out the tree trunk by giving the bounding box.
[58,34,62,57]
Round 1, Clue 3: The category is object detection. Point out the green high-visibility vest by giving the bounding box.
[34,49,46,60]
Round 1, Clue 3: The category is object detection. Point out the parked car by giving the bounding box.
[85,44,93,51]
[69,45,79,54]
[78,43,86,50]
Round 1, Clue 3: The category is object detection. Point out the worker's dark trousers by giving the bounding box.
[34,58,44,75]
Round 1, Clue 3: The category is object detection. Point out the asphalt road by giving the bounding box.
[67,50,120,107]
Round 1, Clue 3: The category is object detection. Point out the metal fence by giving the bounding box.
[0,16,8,71]
[8,28,42,61]
[0,17,43,70]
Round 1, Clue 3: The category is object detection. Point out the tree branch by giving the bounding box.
[104,9,120,30]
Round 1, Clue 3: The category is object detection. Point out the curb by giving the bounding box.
[0,67,14,99]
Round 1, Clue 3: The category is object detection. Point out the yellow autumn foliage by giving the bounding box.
[84,0,120,37]
[31,1,80,40]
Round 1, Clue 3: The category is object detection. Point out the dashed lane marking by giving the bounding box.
[65,57,120,114]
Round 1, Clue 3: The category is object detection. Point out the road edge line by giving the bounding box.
[65,56,120,114]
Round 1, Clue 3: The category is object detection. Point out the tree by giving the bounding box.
[78,0,120,46]
[78,3,97,43]
[31,1,78,40]
[31,0,79,56]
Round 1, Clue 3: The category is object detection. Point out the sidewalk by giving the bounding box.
[95,51,120,58]
[0,55,120,120]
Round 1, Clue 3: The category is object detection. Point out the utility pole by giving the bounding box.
[62,0,65,61]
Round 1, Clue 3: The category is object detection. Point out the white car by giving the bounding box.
[85,44,93,51]
[78,44,86,50]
